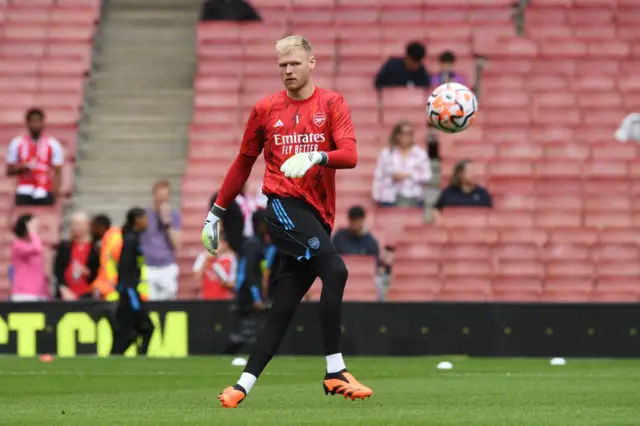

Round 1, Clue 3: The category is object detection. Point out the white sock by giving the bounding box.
[326,353,346,374]
[237,372,257,394]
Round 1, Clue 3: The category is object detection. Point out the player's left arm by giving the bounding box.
[203,105,265,254]
[211,105,265,215]
[320,95,357,169]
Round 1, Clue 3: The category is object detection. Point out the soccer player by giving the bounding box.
[201,35,373,408]
[111,207,154,356]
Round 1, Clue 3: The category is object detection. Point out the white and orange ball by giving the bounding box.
[426,82,478,133]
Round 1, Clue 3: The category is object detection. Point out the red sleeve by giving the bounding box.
[325,95,357,169]
[214,104,265,210]
[215,154,258,210]
[240,105,265,157]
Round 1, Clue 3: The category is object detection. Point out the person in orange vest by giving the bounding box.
[90,214,149,301]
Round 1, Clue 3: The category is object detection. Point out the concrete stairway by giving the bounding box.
[73,0,201,224]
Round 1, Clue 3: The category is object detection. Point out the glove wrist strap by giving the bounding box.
[210,204,226,218]
[318,152,328,166]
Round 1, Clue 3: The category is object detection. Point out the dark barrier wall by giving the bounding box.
[1,301,639,357]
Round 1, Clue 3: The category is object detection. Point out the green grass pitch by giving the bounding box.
[0,357,639,425]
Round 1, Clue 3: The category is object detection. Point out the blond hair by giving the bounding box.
[275,35,312,55]
[70,211,89,223]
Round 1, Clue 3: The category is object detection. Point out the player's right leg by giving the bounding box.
[218,257,314,408]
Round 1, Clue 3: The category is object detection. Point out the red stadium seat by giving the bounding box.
[493,277,543,293]
[493,291,541,302]
[488,211,534,228]
[592,244,639,261]
[387,283,437,302]
[495,194,536,211]
[439,208,489,227]
[395,243,442,261]
[494,243,540,260]
[598,261,640,278]
[436,290,489,302]
[544,244,591,261]
[585,212,632,229]
[588,291,638,303]
[52,9,98,24]
[540,291,590,303]
[442,244,491,260]
[442,260,493,277]
[596,277,640,293]
[398,226,450,244]
[442,278,493,298]
[496,259,544,278]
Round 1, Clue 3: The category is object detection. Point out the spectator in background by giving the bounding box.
[53,211,100,301]
[262,243,278,302]
[333,207,393,301]
[193,235,237,300]
[10,214,49,302]
[432,50,465,86]
[426,126,440,160]
[432,159,493,224]
[211,191,245,256]
[375,41,431,89]
[221,211,270,355]
[90,214,119,301]
[141,180,181,301]
[332,206,380,259]
[201,0,260,21]
[372,120,432,207]
[237,183,268,237]
[6,108,64,206]
[376,245,395,302]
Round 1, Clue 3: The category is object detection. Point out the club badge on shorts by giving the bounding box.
[313,112,326,127]
[308,237,320,250]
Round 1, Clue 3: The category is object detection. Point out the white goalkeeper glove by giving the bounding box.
[280,151,328,178]
[201,206,225,255]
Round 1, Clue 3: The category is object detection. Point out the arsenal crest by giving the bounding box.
[313,112,326,127]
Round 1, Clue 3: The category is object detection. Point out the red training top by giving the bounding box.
[215,87,357,229]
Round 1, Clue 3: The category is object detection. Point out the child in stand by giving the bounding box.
[193,236,236,300]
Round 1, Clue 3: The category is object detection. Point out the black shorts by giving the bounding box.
[15,193,55,206]
[264,196,336,261]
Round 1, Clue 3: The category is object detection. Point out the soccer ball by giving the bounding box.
[426,82,478,133]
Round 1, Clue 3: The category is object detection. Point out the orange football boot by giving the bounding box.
[323,370,373,400]
[218,386,246,408]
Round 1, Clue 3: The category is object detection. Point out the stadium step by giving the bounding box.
[76,158,186,177]
[71,0,199,220]
[80,143,187,159]
[75,176,184,194]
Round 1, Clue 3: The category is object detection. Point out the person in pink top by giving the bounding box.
[10,214,49,302]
